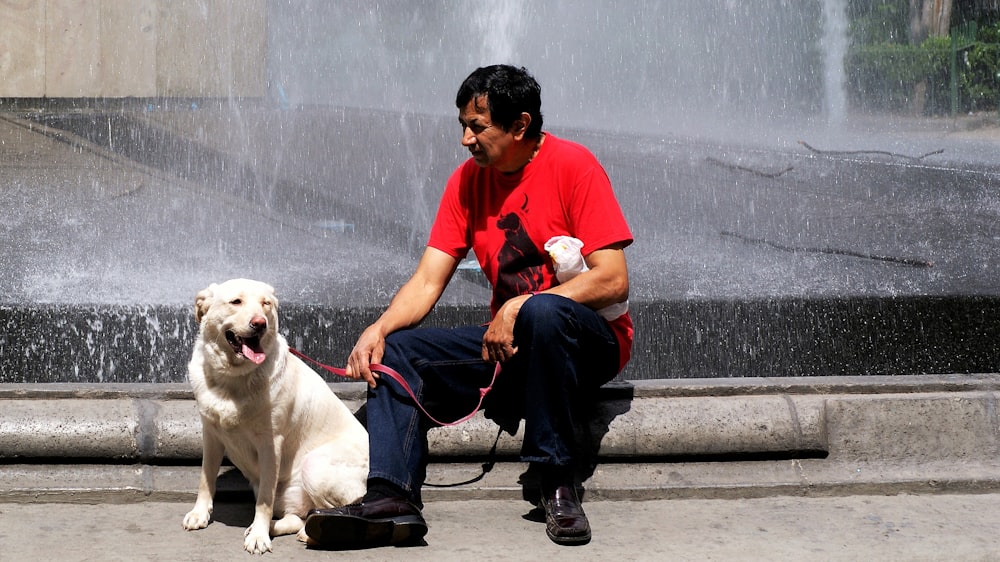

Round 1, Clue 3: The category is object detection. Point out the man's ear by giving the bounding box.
[512,112,531,139]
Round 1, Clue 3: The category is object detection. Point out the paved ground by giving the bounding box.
[2,493,998,561]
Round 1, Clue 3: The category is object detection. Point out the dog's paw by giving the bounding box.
[244,524,273,554]
[297,527,314,545]
[182,508,211,531]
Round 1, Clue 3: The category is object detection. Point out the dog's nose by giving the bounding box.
[249,316,268,332]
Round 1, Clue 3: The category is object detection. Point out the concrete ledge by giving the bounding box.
[3,375,1000,463]
[4,374,1000,502]
[0,379,825,461]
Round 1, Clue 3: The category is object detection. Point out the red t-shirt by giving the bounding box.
[428,133,634,372]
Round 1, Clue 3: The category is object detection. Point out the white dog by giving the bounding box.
[181,279,368,554]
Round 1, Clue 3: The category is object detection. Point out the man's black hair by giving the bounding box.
[456,65,543,139]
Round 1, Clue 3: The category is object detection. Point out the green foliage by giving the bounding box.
[846,19,1000,115]
[961,23,1000,111]
[846,38,949,113]
[848,0,910,44]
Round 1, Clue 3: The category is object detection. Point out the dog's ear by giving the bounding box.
[194,284,217,324]
[268,286,279,311]
[258,282,278,311]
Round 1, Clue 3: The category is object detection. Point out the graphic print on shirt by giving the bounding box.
[495,211,546,304]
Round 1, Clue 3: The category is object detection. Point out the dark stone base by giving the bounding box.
[4,296,998,383]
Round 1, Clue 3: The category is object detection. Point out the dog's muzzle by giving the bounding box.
[226,330,267,364]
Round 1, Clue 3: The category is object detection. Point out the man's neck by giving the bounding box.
[498,133,545,174]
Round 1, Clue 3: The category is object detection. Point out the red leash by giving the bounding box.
[290,347,500,427]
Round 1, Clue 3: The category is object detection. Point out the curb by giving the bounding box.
[6,459,1000,504]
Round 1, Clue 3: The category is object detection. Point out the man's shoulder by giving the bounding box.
[543,133,597,160]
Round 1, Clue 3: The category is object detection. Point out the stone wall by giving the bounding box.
[0,0,265,98]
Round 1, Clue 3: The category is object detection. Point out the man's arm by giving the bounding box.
[482,243,629,364]
[345,246,460,387]
[548,243,630,309]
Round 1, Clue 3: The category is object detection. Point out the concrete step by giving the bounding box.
[5,459,1000,504]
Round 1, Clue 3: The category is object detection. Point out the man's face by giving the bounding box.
[458,95,519,171]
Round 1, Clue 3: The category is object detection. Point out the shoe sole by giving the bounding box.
[305,512,427,548]
[545,527,592,545]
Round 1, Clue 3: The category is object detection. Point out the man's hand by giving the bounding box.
[344,247,460,388]
[345,325,385,388]
[482,293,531,363]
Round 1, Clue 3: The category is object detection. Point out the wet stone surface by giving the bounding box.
[1,108,999,382]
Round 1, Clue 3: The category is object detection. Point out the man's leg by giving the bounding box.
[305,325,491,548]
[509,294,620,545]
[368,324,492,504]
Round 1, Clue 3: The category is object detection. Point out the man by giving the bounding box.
[304,65,633,547]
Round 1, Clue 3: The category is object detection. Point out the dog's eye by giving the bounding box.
[230,298,242,306]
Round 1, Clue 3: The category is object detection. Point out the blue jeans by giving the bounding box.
[366,293,620,504]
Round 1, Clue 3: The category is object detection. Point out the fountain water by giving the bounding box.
[267,0,829,132]
[822,0,849,126]
[474,0,527,63]
[2,1,1000,384]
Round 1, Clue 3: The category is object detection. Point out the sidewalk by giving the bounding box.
[2,493,998,560]
[4,374,1000,560]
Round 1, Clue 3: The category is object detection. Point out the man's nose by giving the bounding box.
[461,126,477,146]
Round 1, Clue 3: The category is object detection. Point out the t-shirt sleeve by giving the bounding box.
[427,163,472,259]
[564,149,633,256]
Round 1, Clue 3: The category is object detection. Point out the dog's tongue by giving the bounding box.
[242,344,267,365]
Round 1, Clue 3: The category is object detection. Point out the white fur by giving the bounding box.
[181,278,368,554]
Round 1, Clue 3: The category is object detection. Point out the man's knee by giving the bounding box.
[519,293,572,321]
[382,329,418,365]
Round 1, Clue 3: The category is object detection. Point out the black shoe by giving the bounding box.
[539,484,591,545]
[304,496,428,549]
